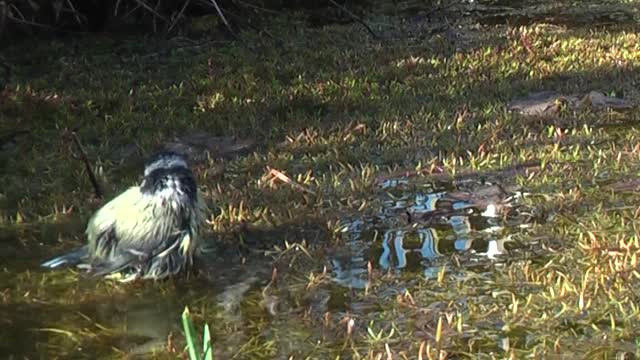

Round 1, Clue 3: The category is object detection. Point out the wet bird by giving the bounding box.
[41,151,208,281]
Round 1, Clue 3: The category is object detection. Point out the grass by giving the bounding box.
[182,307,213,360]
[1,0,640,358]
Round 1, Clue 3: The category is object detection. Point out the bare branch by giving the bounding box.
[132,0,168,23]
[208,0,237,38]
[167,0,190,33]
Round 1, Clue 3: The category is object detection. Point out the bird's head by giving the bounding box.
[140,151,197,203]
[143,151,189,177]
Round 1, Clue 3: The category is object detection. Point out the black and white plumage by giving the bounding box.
[41,151,207,282]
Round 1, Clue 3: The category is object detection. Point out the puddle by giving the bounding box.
[1,235,275,358]
[0,290,181,357]
[330,179,534,288]
[2,175,543,358]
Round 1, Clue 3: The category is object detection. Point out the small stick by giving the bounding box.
[209,0,238,39]
[132,0,168,23]
[113,0,122,16]
[71,131,103,199]
[64,0,83,25]
[167,0,190,34]
[327,0,379,39]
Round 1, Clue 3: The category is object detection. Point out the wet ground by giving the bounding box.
[1,174,542,358]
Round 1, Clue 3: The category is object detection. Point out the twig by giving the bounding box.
[5,3,90,34]
[327,0,379,39]
[6,3,24,21]
[234,0,282,15]
[71,131,104,199]
[132,0,168,23]
[120,4,142,21]
[167,0,191,33]
[64,0,83,25]
[6,14,56,30]
[208,0,238,39]
[114,0,122,16]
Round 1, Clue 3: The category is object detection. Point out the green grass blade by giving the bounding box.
[181,307,201,360]
[203,323,213,360]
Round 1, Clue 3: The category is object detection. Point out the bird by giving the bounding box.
[41,151,208,282]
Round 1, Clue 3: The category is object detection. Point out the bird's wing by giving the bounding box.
[85,187,161,274]
[112,187,190,256]
[85,188,142,257]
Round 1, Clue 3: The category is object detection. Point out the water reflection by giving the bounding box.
[377,226,508,277]
[101,298,177,356]
[331,219,370,289]
[331,184,518,285]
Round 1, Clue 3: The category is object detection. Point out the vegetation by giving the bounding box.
[1,0,640,358]
[183,307,213,360]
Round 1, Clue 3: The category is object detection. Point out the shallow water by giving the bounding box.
[3,198,361,358]
[328,180,531,291]
[1,174,541,358]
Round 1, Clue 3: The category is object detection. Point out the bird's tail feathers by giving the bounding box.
[90,253,137,278]
[41,247,88,268]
